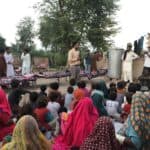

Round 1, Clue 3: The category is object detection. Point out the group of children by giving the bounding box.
[0,78,149,149]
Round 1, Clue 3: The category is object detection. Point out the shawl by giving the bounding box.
[130,92,150,142]
[2,115,50,150]
[80,117,121,150]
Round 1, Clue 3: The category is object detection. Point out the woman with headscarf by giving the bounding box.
[0,89,15,141]
[2,115,51,150]
[123,92,150,149]
[70,88,85,110]
[91,82,108,116]
[97,80,109,99]
[52,97,99,149]
[80,117,121,150]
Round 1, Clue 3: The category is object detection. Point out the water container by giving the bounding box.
[108,49,124,79]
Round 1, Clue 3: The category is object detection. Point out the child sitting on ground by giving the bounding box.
[116,81,126,113]
[106,91,120,120]
[69,78,77,90]
[122,92,133,116]
[47,92,61,119]
[39,85,47,97]
[34,96,54,139]
[77,80,90,97]
[65,86,74,111]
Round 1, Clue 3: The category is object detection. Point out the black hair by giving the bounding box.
[40,85,47,92]
[128,83,136,93]
[69,78,76,86]
[77,80,86,88]
[49,82,59,90]
[11,79,20,88]
[58,106,67,114]
[109,87,117,93]
[91,82,97,90]
[48,92,59,102]
[18,104,35,119]
[72,40,80,48]
[0,47,5,54]
[30,92,38,103]
[108,91,117,101]
[5,47,10,51]
[125,92,133,104]
[37,96,48,108]
[135,83,141,91]
[109,82,116,88]
[67,86,74,94]
[117,81,126,89]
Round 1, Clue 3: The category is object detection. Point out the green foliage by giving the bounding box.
[16,16,35,51]
[36,0,119,51]
[0,35,6,48]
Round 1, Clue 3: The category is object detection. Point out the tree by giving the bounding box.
[16,17,35,51]
[0,35,6,48]
[36,0,119,51]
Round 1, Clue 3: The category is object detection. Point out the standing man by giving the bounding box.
[4,47,15,77]
[122,43,139,82]
[0,47,6,77]
[143,47,150,76]
[84,50,91,74]
[68,41,81,81]
[21,48,31,75]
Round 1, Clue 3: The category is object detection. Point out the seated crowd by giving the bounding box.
[0,78,149,150]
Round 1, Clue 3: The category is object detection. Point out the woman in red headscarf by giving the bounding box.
[52,97,99,150]
[0,88,15,141]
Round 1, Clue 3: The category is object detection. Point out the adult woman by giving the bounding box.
[2,115,51,150]
[122,43,138,82]
[80,117,121,150]
[0,89,14,141]
[97,80,109,99]
[53,97,99,149]
[91,82,108,116]
[124,92,150,149]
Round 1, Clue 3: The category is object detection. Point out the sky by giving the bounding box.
[0,0,150,49]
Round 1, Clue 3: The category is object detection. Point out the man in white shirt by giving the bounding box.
[4,47,15,77]
[21,48,31,75]
[143,47,150,76]
[122,43,139,82]
[67,41,81,81]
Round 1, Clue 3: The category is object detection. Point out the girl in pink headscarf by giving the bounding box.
[52,97,99,150]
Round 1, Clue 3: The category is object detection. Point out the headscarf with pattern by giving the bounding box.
[130,92,150,142]
[80,117,121,150]
[2,115,51,150]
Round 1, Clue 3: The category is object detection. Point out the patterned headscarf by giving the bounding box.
[130,92,150,142]
[80,117,121,150]
[2,115,50,150]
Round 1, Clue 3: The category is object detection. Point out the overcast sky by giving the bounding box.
[0,0,150,49]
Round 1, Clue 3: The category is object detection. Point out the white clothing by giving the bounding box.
[47,102,60,118]
[106,100,120,119]
[4,53,15,77]
[144,53,150,68]
[65,93,73,111]
[122,51,138,82]
[21,53,31,75]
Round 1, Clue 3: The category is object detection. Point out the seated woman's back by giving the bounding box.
[2,115,51,150]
